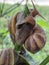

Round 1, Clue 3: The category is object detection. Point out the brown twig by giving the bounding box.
[31,0,46,20]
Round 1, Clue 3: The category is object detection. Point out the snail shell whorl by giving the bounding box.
[25,25,46,53]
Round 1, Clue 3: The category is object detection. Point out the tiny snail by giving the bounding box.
[8,0,46,53]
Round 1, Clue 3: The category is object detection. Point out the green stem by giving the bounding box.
[40,56,49,65]
[1,0,5,14]
[15,50,30,65]
[24,4,30,16]
[2,3,20,16]
[19,54,30,65]
[0,0,23,17]
[0,4,1,13]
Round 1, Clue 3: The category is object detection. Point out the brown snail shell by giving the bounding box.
[25,25,46,53]
[0,48,14,65]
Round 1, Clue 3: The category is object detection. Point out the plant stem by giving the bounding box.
[14,50,30,65]
[24,4,30,16]
[1,0,5,14]
[0,0,24,17]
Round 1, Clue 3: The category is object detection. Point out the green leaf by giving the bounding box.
[40,56,49,65]
[36,19,49,29]
[0,29,7,33]
[14,43,20,51]
[24,5,30,16]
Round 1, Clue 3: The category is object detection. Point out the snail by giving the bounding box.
[0,48,29,65]
[0,48,14,65]
[8,0,46,53]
